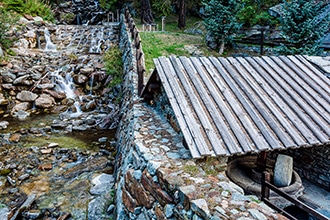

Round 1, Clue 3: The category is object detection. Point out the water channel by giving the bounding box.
[0,14,120,219]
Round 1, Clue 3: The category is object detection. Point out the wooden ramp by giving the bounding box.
[144,55,330,158]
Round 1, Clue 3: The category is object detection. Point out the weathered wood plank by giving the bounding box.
[154,58,201,158]
[236,58,306,145]
[287,55,330,105]
[298,55,330,88]
[256,57,328,142]
[179,56,235,155]
[211,57,281,152]
[263,56,330,138]
[276,56,330,124]
[244,57,318,145]
[169,57,216,155]
[158,57,213,156]
[197,57,269,153]
[224,57,294,149]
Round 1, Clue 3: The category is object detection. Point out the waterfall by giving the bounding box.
[51,69,82,117]
[89,74,94,95]
[44,28,57,52]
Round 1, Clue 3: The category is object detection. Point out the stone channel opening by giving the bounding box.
[226,154,304,209]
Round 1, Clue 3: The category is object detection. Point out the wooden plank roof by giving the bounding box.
[148,55,330,158]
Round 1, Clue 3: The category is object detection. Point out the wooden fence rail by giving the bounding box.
[261,172,330,220]
[124,8,145,96]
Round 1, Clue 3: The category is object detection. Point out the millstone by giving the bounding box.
[273,154,293,187]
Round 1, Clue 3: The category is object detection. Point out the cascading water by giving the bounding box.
[51,69,82,117]
[44,28,57,52]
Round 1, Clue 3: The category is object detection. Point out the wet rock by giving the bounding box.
[9,133,21,142]
[1,72,17,83]
[7,176,16,186]
[2,83,16,90]
[38,163,53,171]
[62,156,108,179]
[12,102,31,113]
[90,173,114,195]
[43,89,66,99]
[9,188,19,194]
[35,94,55,108]
[13,110,30,120]
[13,74,33,85]
[0,121,9,129]
[0,206,9,220]
[0,94,8,105]
[16,91,38,102]
[18,174,30,181]
[40,148,52,154]
[48,143,59,148]
[73,74,88,84]
[22,209,41,219]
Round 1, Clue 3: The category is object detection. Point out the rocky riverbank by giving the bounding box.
[0,16,120,219]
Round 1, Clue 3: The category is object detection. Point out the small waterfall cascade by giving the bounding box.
[44,28,57,52]
[89,73,95,95]
[51,69,82,117]
[89,27,105,54]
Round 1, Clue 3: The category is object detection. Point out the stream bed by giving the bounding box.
[0,17,120,219]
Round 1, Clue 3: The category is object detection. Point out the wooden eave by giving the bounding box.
[143,55,330,158]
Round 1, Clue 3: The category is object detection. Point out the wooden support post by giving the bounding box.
[261,171,270,200]
[256,151,267,172]
[260,27,265,55]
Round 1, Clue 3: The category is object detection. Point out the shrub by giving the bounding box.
[0,8,18,50]
[277,0,330,55]
[1,0,55,22]
[103,46,123,88]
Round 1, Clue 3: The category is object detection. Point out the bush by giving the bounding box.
[237,0,280,27]
[0,8,18,50]
[103,46,123,88]
[277,0,330,55]
[1,0,55,22]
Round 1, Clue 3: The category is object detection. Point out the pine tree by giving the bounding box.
[277,0,330,55]
[202,0,242,54]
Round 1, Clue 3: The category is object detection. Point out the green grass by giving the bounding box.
[136,14,219,75]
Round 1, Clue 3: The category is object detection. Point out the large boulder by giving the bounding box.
[16,91,38,102]
[35,94,55,108]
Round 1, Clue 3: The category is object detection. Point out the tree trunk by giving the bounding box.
[141,0,154,24]
[178,0,186,29]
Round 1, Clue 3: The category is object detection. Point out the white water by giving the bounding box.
[44,28,57,52]
[51,69,82,117]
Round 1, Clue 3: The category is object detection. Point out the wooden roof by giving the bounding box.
[146,55,330,158]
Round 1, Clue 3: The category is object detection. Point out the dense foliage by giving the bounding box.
[237,0,280,27]
[0,8,18,50]
[277,0,330,55]
[0,0,54,21]
[103,45,123,88]
[202,0,242,53]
